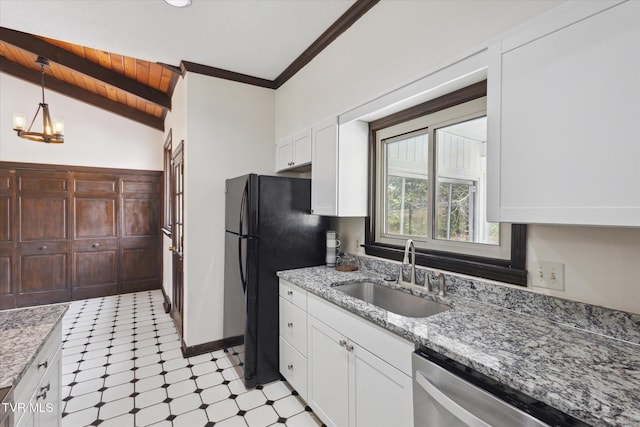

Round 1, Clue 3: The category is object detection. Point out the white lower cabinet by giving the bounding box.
[279,280,414,427]
[307,317,350,426]
[307,315,413,427]
[14,322,62,427]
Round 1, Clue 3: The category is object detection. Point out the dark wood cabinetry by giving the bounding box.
[0,169,15,310]
[72,173,119,300]
[0,163,161,308]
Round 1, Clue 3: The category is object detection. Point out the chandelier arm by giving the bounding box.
[26,104,43,132]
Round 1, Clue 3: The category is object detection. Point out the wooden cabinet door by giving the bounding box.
[72,173,119,299]
[351,342,413,427]
[120,174,161,293]
[0,169,16,309]
[307,316,349,427]
[16,170,70,307]
[292,128,312,167]
[275,137,293,172]
[311,119,338,216]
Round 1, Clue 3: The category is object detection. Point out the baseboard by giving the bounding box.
[161,288,171,313]
[180,335,244,358]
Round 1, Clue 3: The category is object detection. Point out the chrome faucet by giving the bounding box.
[399,239,416,285]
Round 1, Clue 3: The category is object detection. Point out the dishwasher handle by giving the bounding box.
[416,369,491,427]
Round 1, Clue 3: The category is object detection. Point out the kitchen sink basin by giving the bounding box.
[333,281,450,318]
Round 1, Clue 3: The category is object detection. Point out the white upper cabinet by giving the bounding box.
[275,128,312,172]
[487,0,640,226]
[311,118,368,217]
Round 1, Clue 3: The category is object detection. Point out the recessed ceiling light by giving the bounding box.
[165,0,191,7]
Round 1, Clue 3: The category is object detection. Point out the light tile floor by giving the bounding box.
[60,290,324,427]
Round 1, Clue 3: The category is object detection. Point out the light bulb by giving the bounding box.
[53,119,64,135]
[13,113,26,130]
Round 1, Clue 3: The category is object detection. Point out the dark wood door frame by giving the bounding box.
[170,141,185,336]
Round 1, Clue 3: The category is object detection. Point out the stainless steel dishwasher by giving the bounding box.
[412,349,589,427]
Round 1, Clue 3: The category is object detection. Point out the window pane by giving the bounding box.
[435,116,499,245]
[384,132,428,237]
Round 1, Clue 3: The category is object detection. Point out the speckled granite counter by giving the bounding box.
[277,266,640,427]
[0,304,68,391]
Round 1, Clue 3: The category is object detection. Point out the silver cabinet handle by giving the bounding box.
[287,364,294,371]
[37,360,48,370]
[345,343,354,352]
[287,290,293,296]
[339,339,347,347]
[92,243,100,248]
[36,382,50,400]
[39,245,48,250]
[415,370,491,427]
[287,322,293,328]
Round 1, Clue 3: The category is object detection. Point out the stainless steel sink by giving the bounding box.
[333,281,450,318]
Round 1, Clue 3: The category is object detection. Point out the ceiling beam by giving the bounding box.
[181,61,275,89]
[273,0,380,89]
[0,56,164,131]
[0,26,172,111]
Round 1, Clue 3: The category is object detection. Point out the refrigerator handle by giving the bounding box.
[238,236,247,293]
[239,180,249,236]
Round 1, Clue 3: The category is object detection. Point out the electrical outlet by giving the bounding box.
[532,261,565,291]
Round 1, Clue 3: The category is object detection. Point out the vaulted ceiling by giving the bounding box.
[0,0,378,131]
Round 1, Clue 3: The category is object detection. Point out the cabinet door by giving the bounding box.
[72,173,119,299]
[292,128,312,168]
[16,171,70,307]
[488,1,640,226]
[0,169,15,309]
[275,137,293,172]
[311,119,338,216]
[307,316,349,427]
[351,342,413,427]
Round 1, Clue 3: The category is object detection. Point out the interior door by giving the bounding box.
[71,173,119,300]
[171,142,185,336]
[0,169,15,309]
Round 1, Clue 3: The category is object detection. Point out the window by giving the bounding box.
[162,130,172,234]
[366,82,527,285]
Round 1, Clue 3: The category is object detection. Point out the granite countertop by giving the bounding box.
[0,304,68,391]
[277,266,640,427]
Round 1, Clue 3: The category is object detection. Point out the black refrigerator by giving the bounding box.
[223,174,328,387]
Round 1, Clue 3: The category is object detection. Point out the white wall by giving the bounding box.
[275,0,561,138]
[0,74,163,170]
[181,73,274,347]
[276,0,640,315]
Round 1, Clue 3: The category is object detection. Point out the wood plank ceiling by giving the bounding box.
[0,27,178,131]
[0,0,379,132]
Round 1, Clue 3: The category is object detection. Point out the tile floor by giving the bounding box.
[60,290,323,427]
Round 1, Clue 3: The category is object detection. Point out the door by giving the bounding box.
[311,118,338,216]
[351,342,413,427]
[171,142,185,335]
[71,173,119,300]
[119,174,161,293]
[307,316,349,427]
[16,170,71,307]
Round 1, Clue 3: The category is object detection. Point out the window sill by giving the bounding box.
[363,243,527,286]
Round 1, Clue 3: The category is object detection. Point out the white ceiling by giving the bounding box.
[0,0,356,80]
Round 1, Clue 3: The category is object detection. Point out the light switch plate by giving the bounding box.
[532,261,565,291]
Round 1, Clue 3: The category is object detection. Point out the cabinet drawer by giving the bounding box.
[279,337,308,401]
[13,321,62,408]
[279,297,307,356]
[279,280,306,310]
